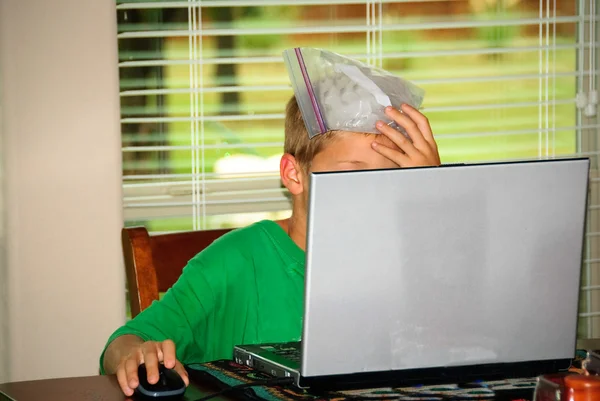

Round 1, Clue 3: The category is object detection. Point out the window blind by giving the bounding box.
[116,0,600,336]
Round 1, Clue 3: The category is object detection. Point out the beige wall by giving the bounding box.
[0,66,7,382]
[0,0,125,382]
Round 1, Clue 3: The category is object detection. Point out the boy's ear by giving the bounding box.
[280,153,305,196]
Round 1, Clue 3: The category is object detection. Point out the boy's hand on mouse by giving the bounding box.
[371,104,441,167]
[116,339,189,396]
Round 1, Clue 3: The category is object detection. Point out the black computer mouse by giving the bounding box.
[136,363,186,399]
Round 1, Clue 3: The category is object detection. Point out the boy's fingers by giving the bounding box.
[117,366,135,396]
[383,106,429,150]
[398,104,437,151]
[142,343,161,384]
[174,361,190,386]
[161,339,177,369]
[125,357,140,389]
[390,104,441,165]
[371,141,411,167]
[375,121,420,159]
[374,136,405,155]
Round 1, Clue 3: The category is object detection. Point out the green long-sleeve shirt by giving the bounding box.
[100,220,305,373]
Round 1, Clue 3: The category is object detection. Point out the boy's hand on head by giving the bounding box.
[371,104,441,168]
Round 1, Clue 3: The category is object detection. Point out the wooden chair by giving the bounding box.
[121,226,232,317]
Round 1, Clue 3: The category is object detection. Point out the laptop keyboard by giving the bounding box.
[261,342,301,363]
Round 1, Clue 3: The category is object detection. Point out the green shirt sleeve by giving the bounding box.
[99,220,305,375]
[99,252,219,374]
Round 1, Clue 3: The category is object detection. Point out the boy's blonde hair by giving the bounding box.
[284,95,339,170]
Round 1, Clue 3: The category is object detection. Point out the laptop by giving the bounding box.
[234,158,590,390]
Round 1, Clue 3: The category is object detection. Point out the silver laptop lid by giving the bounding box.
[301,158,589,378]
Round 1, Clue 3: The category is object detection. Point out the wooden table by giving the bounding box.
[0,374,233,401]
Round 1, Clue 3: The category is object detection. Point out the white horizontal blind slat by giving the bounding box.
[119,69,600,97]
[117,42,600,68]
[117,0,459,10]
[119,98,582,124]
[121,123,600,153]
[117,16,590,39]
[119,63,599,94]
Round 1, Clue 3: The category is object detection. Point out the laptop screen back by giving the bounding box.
[301,158,589,378]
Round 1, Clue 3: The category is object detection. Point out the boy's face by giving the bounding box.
[280,131,402,233]
[309,131,401,173]
[280,131,406,219]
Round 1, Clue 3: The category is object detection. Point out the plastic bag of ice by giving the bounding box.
[282,47,425,138]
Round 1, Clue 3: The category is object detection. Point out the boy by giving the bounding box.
[101,95,441,396]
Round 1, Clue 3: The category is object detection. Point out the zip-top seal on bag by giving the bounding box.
[283,47,425,139]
